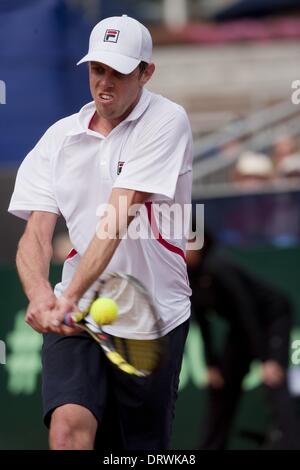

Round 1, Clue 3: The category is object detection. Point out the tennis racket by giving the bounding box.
[64,273,166,377]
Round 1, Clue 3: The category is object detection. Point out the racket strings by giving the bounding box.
[101,278,135,314]
[100,277,162,335]
[112,337,164,372]
[96,274,165,375]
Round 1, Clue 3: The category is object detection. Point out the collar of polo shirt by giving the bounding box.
[66,88,152,137]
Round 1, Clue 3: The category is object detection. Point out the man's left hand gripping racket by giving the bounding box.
[64,273,166,377]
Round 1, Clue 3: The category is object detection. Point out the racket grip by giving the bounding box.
[64,311,86,326]
[63,313,74,327]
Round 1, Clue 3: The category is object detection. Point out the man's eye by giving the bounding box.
[114,72,126,80]
[92,66,104,74]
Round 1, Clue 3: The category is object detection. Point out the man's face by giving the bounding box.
[89,62,154,126]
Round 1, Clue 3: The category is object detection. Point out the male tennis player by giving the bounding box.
[9,15,193,450]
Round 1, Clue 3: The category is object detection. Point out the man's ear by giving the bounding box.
[140,63,155,85]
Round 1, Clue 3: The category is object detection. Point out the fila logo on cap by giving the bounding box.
[104,29,120,43]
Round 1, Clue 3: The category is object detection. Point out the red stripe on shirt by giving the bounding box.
[145,202,186,263]
[66,248,77,260]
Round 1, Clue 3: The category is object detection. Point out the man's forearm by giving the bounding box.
[62,188,149,304]
[63,234,121,303]
[16,233,53,301]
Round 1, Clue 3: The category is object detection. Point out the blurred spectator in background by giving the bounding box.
[187,231,300,449]
[276,153,300,181]
[231,150,274,188]
[271,134,299,176]
[269,134,300,183]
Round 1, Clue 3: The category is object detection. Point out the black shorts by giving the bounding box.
[41,319,189,450]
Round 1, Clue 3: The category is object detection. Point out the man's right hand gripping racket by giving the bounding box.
[64,273,166,377]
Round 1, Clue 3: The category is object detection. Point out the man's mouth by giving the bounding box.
[98,93,114,103]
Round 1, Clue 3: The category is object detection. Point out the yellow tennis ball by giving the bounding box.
[90,298,118,325]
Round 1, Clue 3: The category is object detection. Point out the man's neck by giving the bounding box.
[91,116,116,136]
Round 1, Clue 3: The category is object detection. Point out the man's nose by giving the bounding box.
[98,72,113,88]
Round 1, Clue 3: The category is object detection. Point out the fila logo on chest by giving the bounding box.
[117,161,124,175]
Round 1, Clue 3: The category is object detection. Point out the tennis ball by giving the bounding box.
[90,298,118,325]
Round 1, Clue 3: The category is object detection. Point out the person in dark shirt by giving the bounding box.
[187,231,299,449]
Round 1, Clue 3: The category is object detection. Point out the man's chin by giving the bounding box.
[95,108,116,120]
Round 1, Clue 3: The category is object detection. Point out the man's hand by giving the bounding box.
[25,287,57,333]
[48,295,81,335]
[261,360,285,387]
[25,288,80,335]
[206,367,225,389]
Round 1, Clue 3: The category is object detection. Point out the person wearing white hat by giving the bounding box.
[232,151,274,187]
[8,15,193,450]
[77,15,153,74]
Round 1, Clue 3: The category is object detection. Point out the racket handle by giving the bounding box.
[63,313,74,327]
[63,311,86,326]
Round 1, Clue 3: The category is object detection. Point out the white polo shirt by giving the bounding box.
[9,88,193,338]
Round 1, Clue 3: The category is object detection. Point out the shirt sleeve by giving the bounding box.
[8,132,60,221]
[113,109,193,199]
